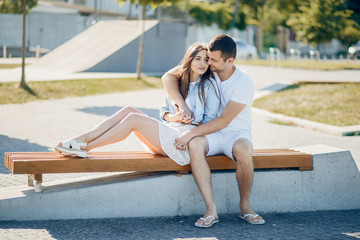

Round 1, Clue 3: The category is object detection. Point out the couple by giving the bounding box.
[55,34,265,227]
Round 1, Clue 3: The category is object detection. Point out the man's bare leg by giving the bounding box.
[189,136,218,226]
[233,138,264,224]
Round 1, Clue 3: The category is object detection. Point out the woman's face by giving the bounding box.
[190,49,209,76]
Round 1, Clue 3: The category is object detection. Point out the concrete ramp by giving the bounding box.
[28,20,159,72]
[2,145,359,221]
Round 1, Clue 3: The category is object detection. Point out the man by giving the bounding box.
[162,34,264,227]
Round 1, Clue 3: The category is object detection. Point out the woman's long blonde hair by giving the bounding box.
[171,43,217,104]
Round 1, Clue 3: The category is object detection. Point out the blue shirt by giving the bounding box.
[160,77,220,124]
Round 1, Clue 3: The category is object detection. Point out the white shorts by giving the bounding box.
[205,130,252,161]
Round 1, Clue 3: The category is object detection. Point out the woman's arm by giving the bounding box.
[161,68,193,120]
[163,111,184,122]
[159,96,186,123]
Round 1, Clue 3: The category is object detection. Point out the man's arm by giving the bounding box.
[175,101,247,149]
[161,68,193,120]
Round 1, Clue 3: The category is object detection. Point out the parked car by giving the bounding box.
[348,41,360,59]
[235,40,257,60]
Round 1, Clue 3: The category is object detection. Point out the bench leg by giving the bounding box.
[28,174,43,192]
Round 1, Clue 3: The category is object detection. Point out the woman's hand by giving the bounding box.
[165,110,186,122]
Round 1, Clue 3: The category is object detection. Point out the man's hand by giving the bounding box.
[175,130,193,150]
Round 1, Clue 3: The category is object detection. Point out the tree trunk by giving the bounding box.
[256,25,263,53]
[19,0,27,89]
[136,5,146,80]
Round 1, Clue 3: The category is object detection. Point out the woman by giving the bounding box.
[55,43,220,166]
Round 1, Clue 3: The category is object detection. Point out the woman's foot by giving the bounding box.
[55,139,87,158]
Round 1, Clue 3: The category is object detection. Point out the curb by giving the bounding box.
[253,107,360,136]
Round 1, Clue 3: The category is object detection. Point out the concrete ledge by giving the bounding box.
[0,145,359,221]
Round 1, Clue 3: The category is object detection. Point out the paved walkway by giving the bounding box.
[1,210,360,240]
[0,64,359,239]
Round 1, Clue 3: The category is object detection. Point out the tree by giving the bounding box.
[20,0,27,89]
[188,0,246,31]
[117,0,178,80]
[0,0,37,14]
[241,0,266,52]
[286,0,351,47]
[339,19,360,49]
[1,0,38,89]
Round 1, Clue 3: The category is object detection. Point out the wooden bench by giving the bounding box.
[5,149,312,192]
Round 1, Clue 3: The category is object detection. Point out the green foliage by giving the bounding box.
[0,0,38,14]
[348,0,360,25]
[241,0,266,19]
[117,0,176,9]
[189,1,246,31]
[235,11,246,30]
[261,0,301,33]
[286,0,352,46]
[339,19,360,47]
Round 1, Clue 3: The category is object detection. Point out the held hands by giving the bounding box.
[177,104,194,124]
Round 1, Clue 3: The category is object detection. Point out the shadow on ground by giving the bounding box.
[0,135,49,174]
[78,106,160,120]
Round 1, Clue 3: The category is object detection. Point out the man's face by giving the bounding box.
[207,50,226,72]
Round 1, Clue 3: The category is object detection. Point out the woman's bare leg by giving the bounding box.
[87,112,166,155]
[69,106,143,148]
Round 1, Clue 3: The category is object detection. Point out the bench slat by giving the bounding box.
[5,150,312,175]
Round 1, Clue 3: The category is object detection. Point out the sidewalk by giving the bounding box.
[1,59,360,83]
[1,210,360,240]
[0,65,359,239]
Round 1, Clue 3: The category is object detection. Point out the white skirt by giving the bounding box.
[158,121,196,166]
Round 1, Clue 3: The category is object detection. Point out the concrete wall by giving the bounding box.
[0,145,359,221]
[0,13,92,55]
[85,22,186,74]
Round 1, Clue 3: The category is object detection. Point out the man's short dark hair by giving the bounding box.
[208,34,237,61]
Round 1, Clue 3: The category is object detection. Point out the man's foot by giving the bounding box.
[194,215,219,228]
[239,213,265,225]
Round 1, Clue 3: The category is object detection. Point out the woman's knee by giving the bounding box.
[121,106,138,115]
[124,112,143,122]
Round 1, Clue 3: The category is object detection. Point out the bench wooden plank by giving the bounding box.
[5,150,313,175]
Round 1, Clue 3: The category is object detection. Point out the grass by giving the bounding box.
[0,77,163,105]
[253,83,360,126]
[236,59,360,70]
[269,119,297,126]
[0,64,23,69]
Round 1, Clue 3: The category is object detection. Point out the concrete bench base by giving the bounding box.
[0,145,359,221]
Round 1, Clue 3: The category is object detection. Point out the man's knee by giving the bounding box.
[232,139,253,163]
[189,136,209,155]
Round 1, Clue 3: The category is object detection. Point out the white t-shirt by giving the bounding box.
[214,66,254,133]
